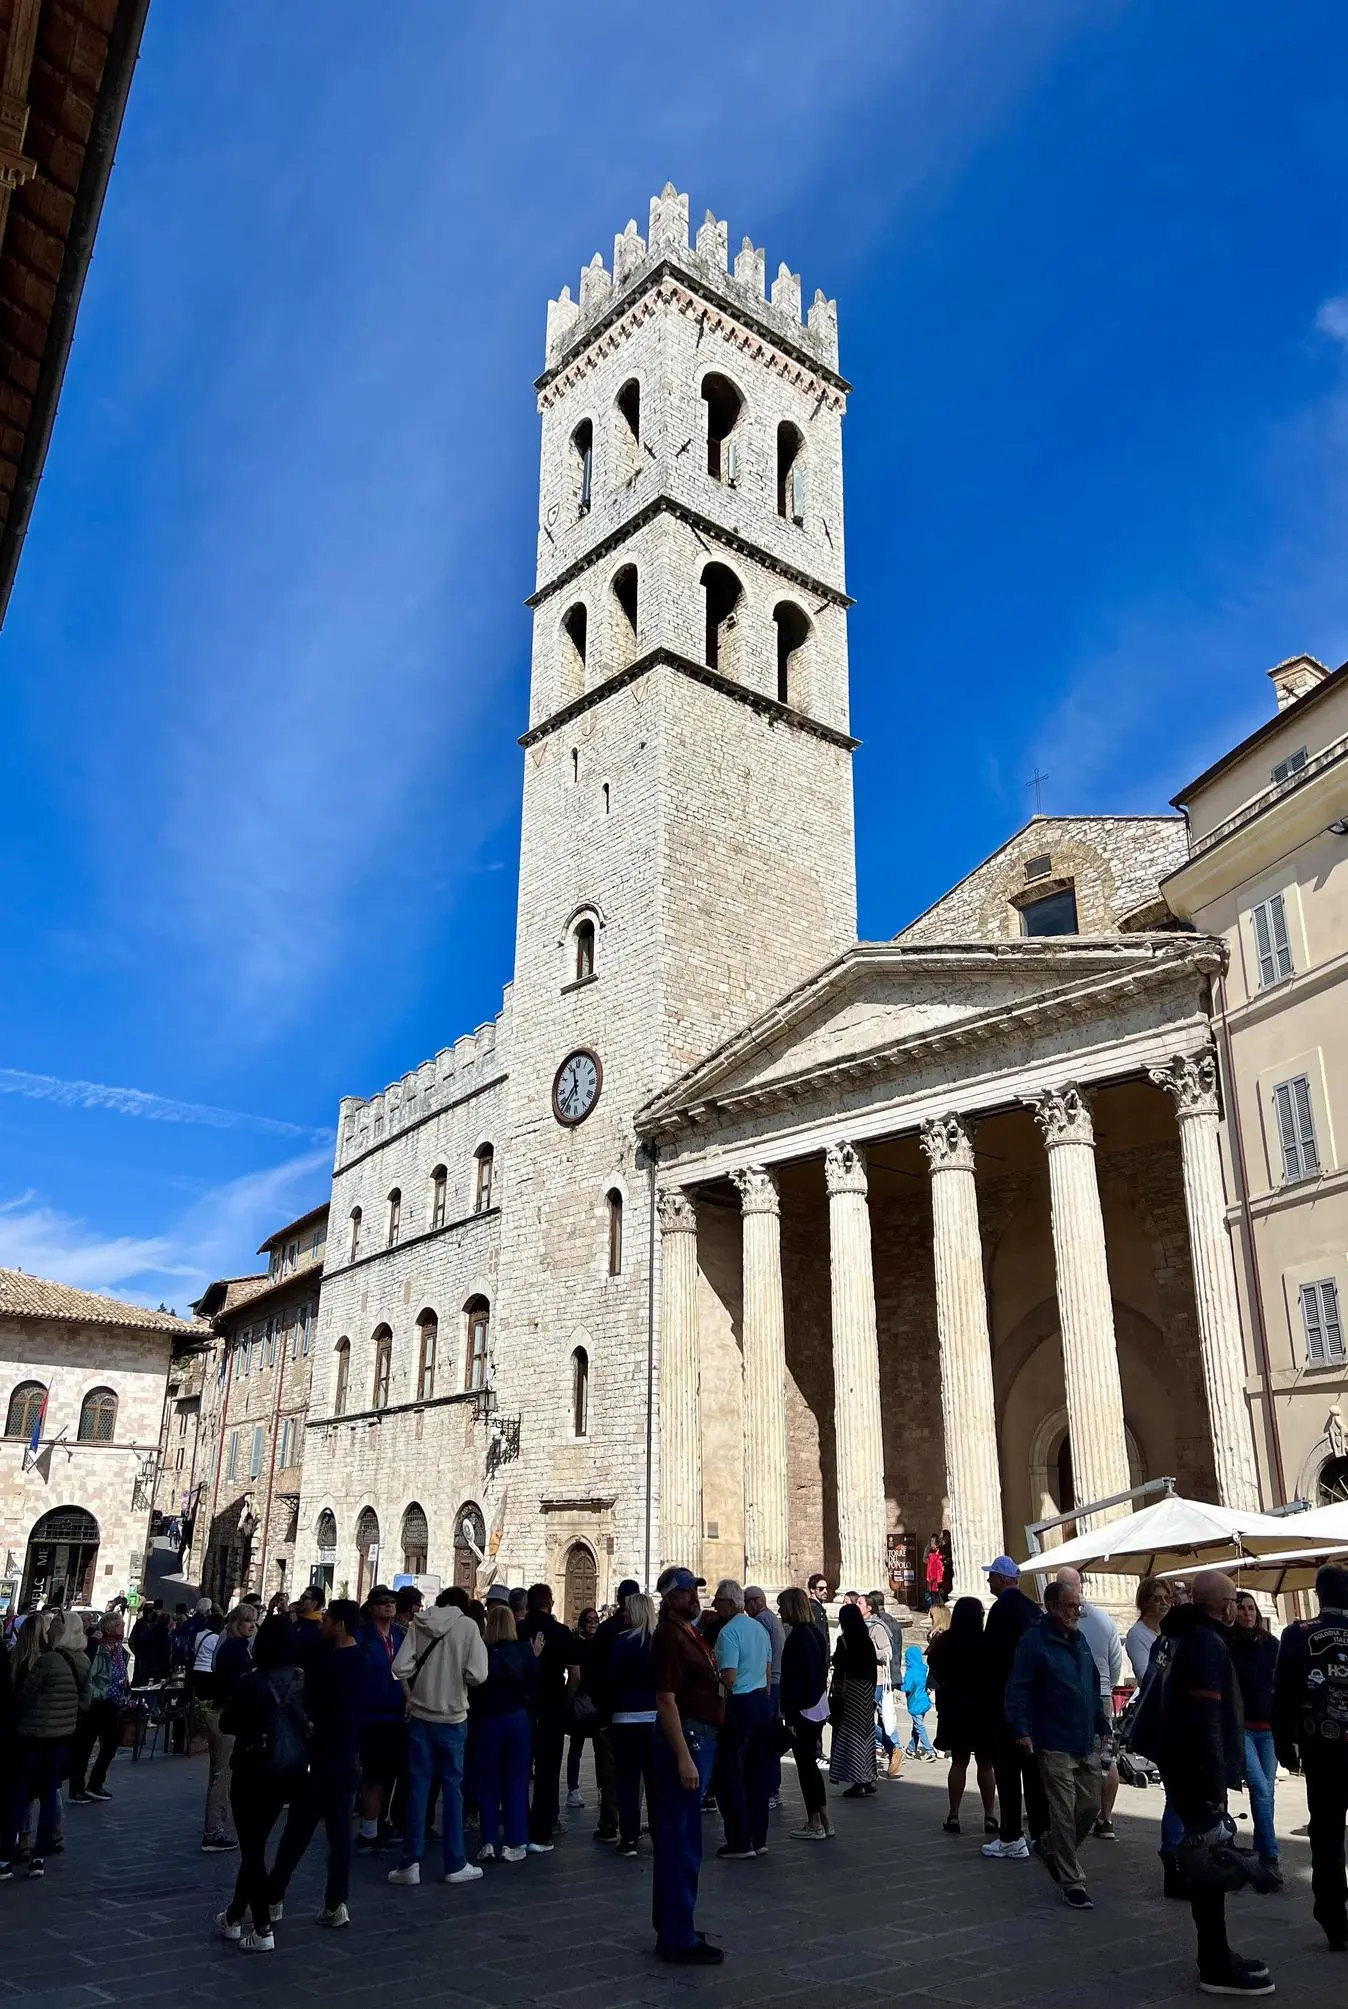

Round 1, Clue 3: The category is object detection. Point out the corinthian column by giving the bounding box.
[1028,1085,1132,1528]
[825,1141,888,1593]
[657,1188,702,1571]
[732,1166,791,1589]
[1148,1051,1262,1511]
[919,1113,1004,1601]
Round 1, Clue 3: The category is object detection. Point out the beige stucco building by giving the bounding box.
[294,187,1274,1615]
[1164,655,1348,1515]
[0,1272,196,1612]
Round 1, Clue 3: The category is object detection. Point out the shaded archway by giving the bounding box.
[21,1505,99,1608]
[355,1507,380,1604]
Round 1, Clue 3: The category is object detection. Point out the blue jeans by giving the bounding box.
[650,1717,716,1953]
[1160,1796,1184,1852]
[1243,1729,1278,1861]
[476,1709,532,1852]
[906,1708,935,1757]
[401,1717,467,1874]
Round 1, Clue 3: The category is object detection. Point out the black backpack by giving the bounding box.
[1118,1630,1176,1767]
[261,1666,311,1779]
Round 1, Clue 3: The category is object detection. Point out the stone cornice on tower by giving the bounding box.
[537,184,846,394]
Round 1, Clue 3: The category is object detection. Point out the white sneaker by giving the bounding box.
[387,1862,421,1886]
[214,1912,242,1942]
[525,1841,554,1854]
[317,1902,350,1928]
[446,1863,484,1884]
[566,1788,584,1808]
[501,1845,527,1862]
[268,1902,283,1923]
[477,1844,497,1863]
[981,1836,1029,1860]
[239,1931,274,1953]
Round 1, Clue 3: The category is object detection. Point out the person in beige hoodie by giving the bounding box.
[387,1591,488,1888]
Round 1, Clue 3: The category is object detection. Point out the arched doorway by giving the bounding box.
[314,1508,337,1593]
[22,1506,99,1607]
[562,1541,597,1624]
[453,1502,485,1593]
[355,1507,380,1604]
[401,1502,429,1576]
[1030,1406,1145,1544]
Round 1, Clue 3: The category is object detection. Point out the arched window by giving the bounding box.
[606,1189,623,1276]
[5,1380,46,1440]
[574,918,595,982]
[571,1346,589,1438]
[561,604,588,697]
[616,377,640,449]
[474,1144,494,1213]
[430,1165,448,1231]
[773,601,810,707]
[571,417,593,514]
[701,372,742,482]
[355,1507,380,1605]
[776,420,805,521]
[601,781,610,815]
[1318,1456,1348,1506]
[348,1207,362,1262]
[612,563,638,660]
[387,1188,401,1246]
[401,1502,429,1575]
[701,562,742,673]
[464,1297,490,1392]
[416,1310,438,1401]
[316,1508,337,1552]
[333,1339,351,1417]
[453,1501,485,1592]
[371,1325,392,1409]
[78,1387,117,1444]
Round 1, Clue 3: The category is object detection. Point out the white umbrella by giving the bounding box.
[1016,1495,1297,1577]
[1157,1545,1348,1598]
[1260,1501,1348,1546]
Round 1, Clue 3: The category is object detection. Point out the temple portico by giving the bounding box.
[640,937,1259,1601]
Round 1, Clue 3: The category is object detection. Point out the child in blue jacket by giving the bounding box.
[901,1642,937,1759]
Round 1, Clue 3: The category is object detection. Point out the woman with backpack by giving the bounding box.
[8,1609,90,1877]
[214,1615,310,1951]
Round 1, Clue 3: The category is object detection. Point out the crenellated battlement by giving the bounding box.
[334,988,511,1168]
[544,182,839,375]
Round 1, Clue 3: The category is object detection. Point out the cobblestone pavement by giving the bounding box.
[4,1746,1342,2009]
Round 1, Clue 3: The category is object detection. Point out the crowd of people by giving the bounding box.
[2,1550,1345,1996]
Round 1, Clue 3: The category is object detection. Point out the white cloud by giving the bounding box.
[0,1066,326,1140]
[1315,294,1348,346]
[0,1145,332,1310]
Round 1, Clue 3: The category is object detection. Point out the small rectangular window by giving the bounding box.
[1020,885,1078,937]
[1301,1280,1345,1366]
[1273,1075,1320,1183]
[249,1425,264,1479]
[1251,893,1294,989]
[1024,854,1052,882]
[1271,746,1307,785]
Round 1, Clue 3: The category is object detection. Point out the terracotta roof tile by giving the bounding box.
[0,1268,202,1334]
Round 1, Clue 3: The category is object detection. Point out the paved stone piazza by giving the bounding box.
[10,1745,1338,2009]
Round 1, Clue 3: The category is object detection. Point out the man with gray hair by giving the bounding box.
[1005,1577,1108,1909]
[1056,1565,1124,1840]
[711,1579,773,1858]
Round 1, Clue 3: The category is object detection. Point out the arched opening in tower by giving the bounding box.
[701,373,743,482]
[773,601,810,706]
[702,562,742,673]
[776,421,805,520]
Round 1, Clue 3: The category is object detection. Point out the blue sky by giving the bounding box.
[2,1,1347,1308]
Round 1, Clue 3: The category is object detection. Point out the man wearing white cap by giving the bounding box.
[981,1556,1048,1861]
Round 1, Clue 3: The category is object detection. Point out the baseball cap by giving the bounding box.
[484,1583,513,1605]
[984,1555,1020,1579]
[656,1566,705,1593]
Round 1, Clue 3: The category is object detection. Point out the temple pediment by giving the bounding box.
[639,935,1220,1136]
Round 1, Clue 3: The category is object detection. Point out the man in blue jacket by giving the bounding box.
[1005,1577,1108,1910]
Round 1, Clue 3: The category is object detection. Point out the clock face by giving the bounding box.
[552,1048,602,1127]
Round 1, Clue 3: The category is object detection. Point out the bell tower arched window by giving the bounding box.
[606,1190,623,1276]
[702,562,742,674]
[616,378,640,448]
[776,421,805,521]
[430,1165,447,1231]
[474,1144,494,1213]
[571,1346,589,1439]
[387,1188,401,1246]
[574,918,595,982]
[571,418,593,515]
[348,1207,362,1262]
[561,603,588,698]
[611,564,638,661]
[773,602,810,707]
[701,373,742,483]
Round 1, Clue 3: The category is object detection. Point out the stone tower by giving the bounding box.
[493,185,858,1589]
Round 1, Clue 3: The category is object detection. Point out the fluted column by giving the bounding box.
[1149,1051,1262,1512]
[919,1113,1004,1602]
[732,1166,791,1589]
[1028,1085,1132,1531]
[657,1188,702,1571]
[825,1140,888,1593]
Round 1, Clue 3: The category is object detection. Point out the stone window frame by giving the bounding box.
[77,1386,118,1444]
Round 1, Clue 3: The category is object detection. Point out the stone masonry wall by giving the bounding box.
[899,816,1189,942]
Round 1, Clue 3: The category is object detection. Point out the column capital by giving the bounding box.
[731,1165,781,1216]
[919,1112,975,1173]
[1027,1082,1094,1149]
[656,1188,698,1236]
[824,1138,868,1197]
[1148,1048,1220,1120]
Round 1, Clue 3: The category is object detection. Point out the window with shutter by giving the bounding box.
[226,1430,239,1480]
[1273,1075,1320,1182]
[1251,894,1294,988]
[250,1426,264,1478]
[1301,1280,1345,1365]
[1271,746,1307,785]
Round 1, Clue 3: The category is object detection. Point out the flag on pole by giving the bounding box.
[23,1389,47,1467]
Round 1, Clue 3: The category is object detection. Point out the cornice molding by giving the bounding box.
[518,645,859,753]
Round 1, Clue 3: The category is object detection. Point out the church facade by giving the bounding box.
[297,188,1262,1612]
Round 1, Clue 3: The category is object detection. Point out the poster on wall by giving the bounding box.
[886,1531,917,1606]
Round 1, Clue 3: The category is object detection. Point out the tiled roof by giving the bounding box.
[0,1269,203,1335]
[219,1275,270,1312]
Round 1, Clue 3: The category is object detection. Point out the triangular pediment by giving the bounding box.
[638,936,1217,1134]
